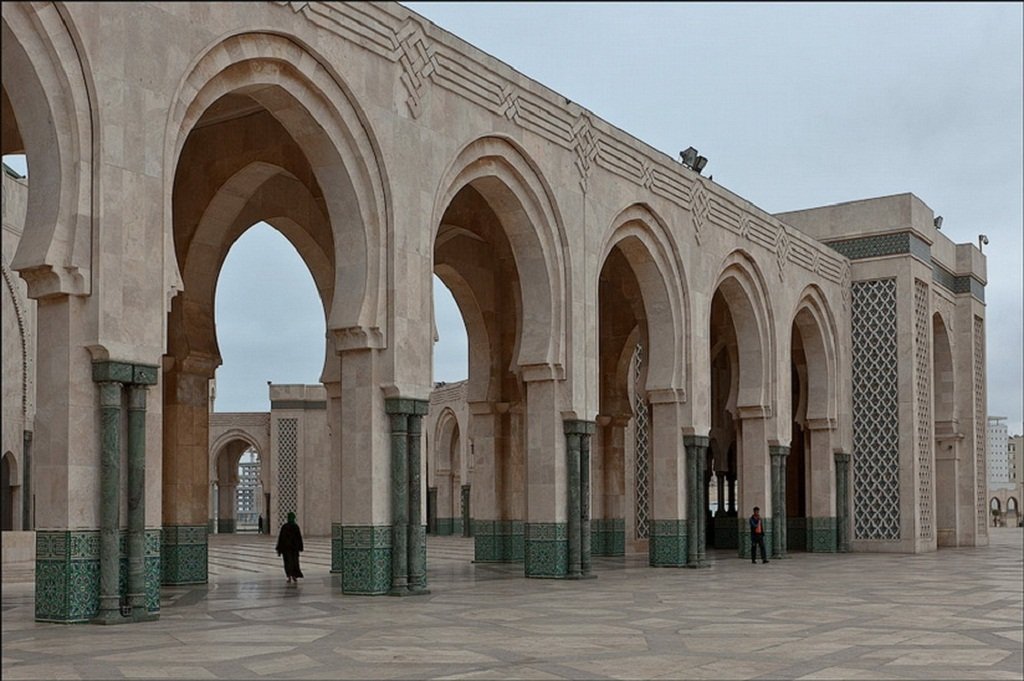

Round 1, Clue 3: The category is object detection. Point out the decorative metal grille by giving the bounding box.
[914,280,932,539]
[851,279,901,540]
[974,316,986,532]
[633,344,650,539]
[278,418,298,521]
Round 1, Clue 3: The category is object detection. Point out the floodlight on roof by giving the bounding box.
[679,147,698,168]
[934,216,943,230]
[694,156,708,174]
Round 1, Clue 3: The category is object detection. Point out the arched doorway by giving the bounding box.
[1,452,16,532]
[932,313,959,546]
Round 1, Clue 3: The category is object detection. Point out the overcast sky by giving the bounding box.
[217,2,1024,433]
[7,3,1019,433]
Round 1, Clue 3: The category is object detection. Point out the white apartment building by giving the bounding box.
[987,417,1011,486]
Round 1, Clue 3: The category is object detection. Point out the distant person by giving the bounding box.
[258,514,264,535]
[749,506,769,564]
[275,512,304,584]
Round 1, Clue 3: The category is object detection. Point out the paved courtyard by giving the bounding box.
[2,529,1022,680]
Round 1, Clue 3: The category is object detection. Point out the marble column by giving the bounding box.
[126,383,151,620]
[21,430,31,530]
[564,420,596,579]
[835,452,851,552]
[770,445,790,558]
[385,398,430,596]
[93,380,124,624]
[684,436,710,568]
[407,408,428,593]
[386,407,409,595]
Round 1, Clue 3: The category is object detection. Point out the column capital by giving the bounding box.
[833,451,851,464]
[683,435,710,449]
[127,383,149,410]
[564,419,596,435]
[737,404,772,420]
[769,445,790,458]
[384,397,429,416]
[519,363,565,383]
[97,381,123,407]
[92,360,133,384]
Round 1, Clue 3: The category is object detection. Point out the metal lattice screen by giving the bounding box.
[278,418,298,521]
[633,344,650,539]
[852,279,901,540]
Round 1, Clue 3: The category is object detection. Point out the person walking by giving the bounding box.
[258,514,264,535]
[275,512,305,584]
[749,506,769,564]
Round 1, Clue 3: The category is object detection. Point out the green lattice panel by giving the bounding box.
[524,523,567,578]
[340,525,391,595]
[649,519,687,567]
[452,518,464,536]
[502,520,524,561]
[331,523,344,573]
[807,517,838,553]
[435,518,455,536]
[591,518,625,556]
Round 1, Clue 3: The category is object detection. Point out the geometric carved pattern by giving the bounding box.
[851,279,901,540]
[396,19,438,118]
[691,183,709,245]
[914,280,933,539]
[632,344,650,540]
[278,418,298,520]
[571,115,598,192]
[524,522,569,577]
[974,316,986,533]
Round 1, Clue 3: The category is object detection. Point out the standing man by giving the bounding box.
[258,514,264,535]
[749,506,769,564]
[276,512,305,584]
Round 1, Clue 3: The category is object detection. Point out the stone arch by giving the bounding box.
[1,3,95,297]
[434,408,459,473]
[932,313,955,424]
[175,161,334,374]
[711,251,775,411]
[1009,497,1019,512]
[989,497,1001,512]
[790,285,839,423]
[1,450,17,531]
[1,256,32,422]
[433,263,490,403]
[164,31,389,340]
[598,204,688,392]
[431,135,566,370]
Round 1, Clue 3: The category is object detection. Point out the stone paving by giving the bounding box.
[2,529,1022,680]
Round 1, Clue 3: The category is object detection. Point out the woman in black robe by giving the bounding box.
[275,512,304,584]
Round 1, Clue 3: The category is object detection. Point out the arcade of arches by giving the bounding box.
[1,2,989,624]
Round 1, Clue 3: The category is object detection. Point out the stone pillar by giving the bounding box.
[648,396,687,567]
[770,445,789,559]
[217,483,236,534]
[727,472,736,513]
[716,472,726,516]
[126,382,153,621]
[834,452,851,552]
[564,420,596,579]
[21,430,32,530]
[738,411,770,559]
[523,374,567,578]
[385,398,429,596]
[461,484,471,537]
[93,379,124,624]
[468,402,503,560]
[427,487,438,534]
[684,436,710,568]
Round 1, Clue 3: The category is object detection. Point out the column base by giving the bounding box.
[335,525,392,595]
[524,523,568,578]
[473,520,524,562]
[161,525,208,585]
[591,518,625,556]
[649,519,688,567]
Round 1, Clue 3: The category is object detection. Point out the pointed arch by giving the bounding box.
[598,203,689,393]
[711,250,775,411]
[790,285,840,423]
[164,31,389,344]
[2,3,96,297]
[431,135,566,372]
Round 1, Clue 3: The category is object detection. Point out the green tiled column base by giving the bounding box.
[216,519,235,534]
[713,516,738,549]
[435,517,455,536]
[473,520,524,562]
[335,525,392,595]
[807,516,838,552]
[524,523,568,578]
[787,517,807,552]
[649,519,688,567]
[452,518,464,536]
[161,525,208,585]
[35,530,100,623]
[738,518,773,559]
[35,529,161,623]
[591,518,625,556]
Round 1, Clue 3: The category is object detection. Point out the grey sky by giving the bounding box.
[6,3,1020,432]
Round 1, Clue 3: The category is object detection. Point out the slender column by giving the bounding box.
[565,425,582,579]
[770,445,790,559]
[727,472,736,513]
[716,472,725,516]
[408,407,429,593]
[461,484,471,537]
[835,452,851,552]
[21,431,32,529]
[127,384,148,618]
[684,436,710,568]
[580,425,594,577]
[94,381,123,623]
[387,409,409,595]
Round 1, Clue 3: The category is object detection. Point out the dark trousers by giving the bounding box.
[751,534,768,562]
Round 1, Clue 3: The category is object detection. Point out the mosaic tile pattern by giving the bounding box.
[649,519,687,567]
[807,516,838,553]
[914,279,933,540]
[851,279,901,540]
[632,344,650,539]
[974,316,986,534]
[277,418,298,521]
[524,522,568,577]
[826,231,931,263]
[434,517,455,536]
[161,525,208,585]
[472,520,524,562]
[337,525,391,595]
[591,518,625,556]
